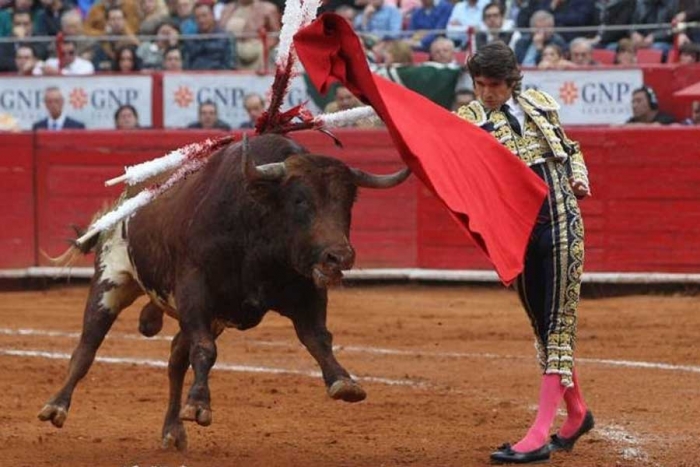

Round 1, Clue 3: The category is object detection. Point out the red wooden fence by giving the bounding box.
[1,127,699,274]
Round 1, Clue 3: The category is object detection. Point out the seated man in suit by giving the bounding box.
[187,100,231,130]
[239,93,265,129]
[32,86,86,130]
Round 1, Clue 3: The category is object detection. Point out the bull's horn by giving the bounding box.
[351,166,411,189]
[241,134,287,181]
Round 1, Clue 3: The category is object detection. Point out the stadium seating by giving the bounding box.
[592,48,615,65]
[636,48,664,64]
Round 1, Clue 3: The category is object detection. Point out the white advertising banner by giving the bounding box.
[162,73,321,129]
[521,69,644,125]
[0,76,152,130]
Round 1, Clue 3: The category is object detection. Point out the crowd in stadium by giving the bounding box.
[1,0,700,129]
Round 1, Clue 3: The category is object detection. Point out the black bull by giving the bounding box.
[38,134,411,450]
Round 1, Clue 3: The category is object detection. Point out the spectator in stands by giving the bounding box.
[183,2,234,69]
[218,0,281,71]
[428,36,458,64]
[187,100,231,130]
[514,10,567,66]
[679,41,700,63]
[674,5,700,44]
[112,44,142,71]
[34,0,73,36]
[626,86,676,125]
[15,44,40,75]
[0,0,34,37]
[537,43,575,69]
[334,4,357,25]
[475,1,520,50]
[591,0,636,50]
[84,0,140,37]
[162,45,183,70]
[354,0,403,40]
[114,104,140,129]
[137,18,179,69]
[383,39,415,65]
[630,0,677,59]
[239,93,265,129]
[0,9,48,72]
[552,0,596,41]
[60,9,96,59]
[614,37,637,65]
[323,85,380,127]
[447,0,489,47]
[92,6,140,71]
[407,0,454,52]
[681,100,700,125]
[569,37,598,66]
[451,87,475,111]
[32,86,86,130]
[36,39,96,74]
[171,0,196,34]
[138,0,169,34]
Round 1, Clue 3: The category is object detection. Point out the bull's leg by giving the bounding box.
[289,292,366,403]
[38,276,142,427]
[161,331,190,451]
[176,276,218,427]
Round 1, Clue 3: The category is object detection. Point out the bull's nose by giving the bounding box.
[322,246,355,270]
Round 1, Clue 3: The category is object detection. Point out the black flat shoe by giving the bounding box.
[549,410,595,453]
[490,442,551,464]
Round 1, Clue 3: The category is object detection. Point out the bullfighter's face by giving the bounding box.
[473,76,514,111]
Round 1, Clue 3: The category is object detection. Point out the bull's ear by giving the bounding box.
[351,166,411,189]
[241,134,287,182]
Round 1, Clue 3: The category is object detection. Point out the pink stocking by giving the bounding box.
[512,374,566,452]
[558,368,587,438]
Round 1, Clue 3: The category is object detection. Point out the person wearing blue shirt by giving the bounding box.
[408,0,453,51]
[354,0,403,40]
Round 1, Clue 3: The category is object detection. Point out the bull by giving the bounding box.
[38,133,410,450]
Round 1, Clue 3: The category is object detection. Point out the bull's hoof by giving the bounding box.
[179,403,212,426]
[37,403,68,428]
[328,379,367,403]
[162,427,188,452]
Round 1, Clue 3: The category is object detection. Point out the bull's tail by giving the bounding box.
[41,203,111,268]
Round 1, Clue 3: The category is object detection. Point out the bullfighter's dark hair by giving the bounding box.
[467,41,523,95]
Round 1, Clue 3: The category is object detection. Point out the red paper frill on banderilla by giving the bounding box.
[293,13,549,285]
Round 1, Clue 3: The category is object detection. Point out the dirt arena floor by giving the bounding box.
[0,282,698,467]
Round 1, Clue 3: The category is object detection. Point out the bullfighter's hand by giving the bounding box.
[569,178,590,198]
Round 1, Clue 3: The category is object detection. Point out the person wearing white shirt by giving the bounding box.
[446,0,490,46]
[34,40,95,76]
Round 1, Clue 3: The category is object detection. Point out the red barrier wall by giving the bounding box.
[2,127,700,273]
[0,133,35,268]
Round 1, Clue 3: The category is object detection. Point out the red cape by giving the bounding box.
[293,14,548,285]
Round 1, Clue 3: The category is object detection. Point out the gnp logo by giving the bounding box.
[558,81,578,105]
[68,88,88,109]
[173,86,194,108]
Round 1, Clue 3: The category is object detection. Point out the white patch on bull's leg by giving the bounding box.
[97,221,140,312]
[328,378,366,403]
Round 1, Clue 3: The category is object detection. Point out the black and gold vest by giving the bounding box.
[456,89,589,186]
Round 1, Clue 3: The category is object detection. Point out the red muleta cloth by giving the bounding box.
[293,14,548,285]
